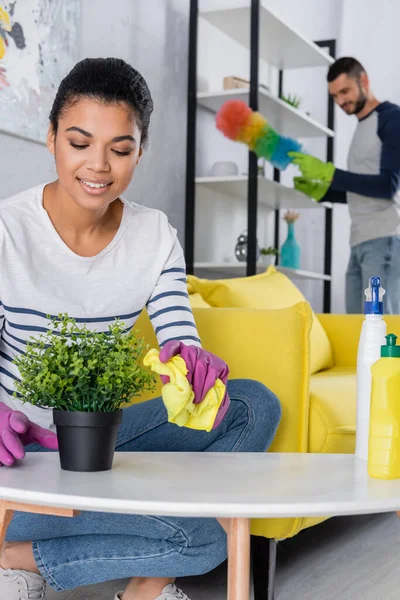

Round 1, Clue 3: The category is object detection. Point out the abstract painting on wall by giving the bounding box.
[0,0,80,143]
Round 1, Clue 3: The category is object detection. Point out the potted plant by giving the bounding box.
[13,314,156,472]
[279,92,301,109]
[259,246,279,267]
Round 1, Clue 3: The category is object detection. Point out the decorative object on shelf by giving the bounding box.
[223,75,270,93]
[235,231,260,263]
[223,75,250,90]
[216,99,302,170]
[280,92,301,109]
[210,161,238,177]
[280,210,301,269]
[259,247,279,267]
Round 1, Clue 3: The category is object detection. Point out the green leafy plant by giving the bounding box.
[260,247,279,256]
[280,92,301,109]
[13,314,156,412]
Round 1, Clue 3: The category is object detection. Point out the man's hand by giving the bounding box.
[294,177,331,202]
[289,152,336,182]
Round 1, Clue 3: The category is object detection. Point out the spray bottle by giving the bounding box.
[368,334,400,479]
[355,276,386,460]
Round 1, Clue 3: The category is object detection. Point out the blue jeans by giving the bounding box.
[346,236,400,314]
[6,379,281,592]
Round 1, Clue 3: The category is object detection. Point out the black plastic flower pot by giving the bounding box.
[53,409,123,472]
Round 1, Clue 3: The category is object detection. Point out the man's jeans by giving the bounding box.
[6,379,281,592]
[346,236,400,314]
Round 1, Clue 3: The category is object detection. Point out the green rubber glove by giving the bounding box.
[288,152,335,182]
[293,177,330,202]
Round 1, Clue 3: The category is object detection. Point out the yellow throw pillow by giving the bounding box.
[189,292,211,308]
[188,267,333,375]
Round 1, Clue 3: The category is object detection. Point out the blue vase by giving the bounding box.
[280,222,300,269]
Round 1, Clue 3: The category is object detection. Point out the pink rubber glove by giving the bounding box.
[0,402,58,467]
[159,342,231,429]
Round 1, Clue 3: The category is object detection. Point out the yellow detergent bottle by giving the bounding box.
[368,334,400,479]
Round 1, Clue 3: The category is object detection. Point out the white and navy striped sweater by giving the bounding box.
[0,184,201,431]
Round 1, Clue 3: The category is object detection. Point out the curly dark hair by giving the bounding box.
[49,57,154,147]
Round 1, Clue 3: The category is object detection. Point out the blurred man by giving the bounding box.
[290,57,400,314]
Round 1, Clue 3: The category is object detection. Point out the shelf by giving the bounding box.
[198,89,334,139]
[201,5,333,69]
[277,266,331,282]
[196,176,331,210]
[194,263,331,282]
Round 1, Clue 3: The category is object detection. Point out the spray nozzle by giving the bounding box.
[364,276,385,315]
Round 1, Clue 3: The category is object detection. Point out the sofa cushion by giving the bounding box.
[192,302,313,453]
[189,292,211,308]
[309,367,356,454]
[188,267,333,375]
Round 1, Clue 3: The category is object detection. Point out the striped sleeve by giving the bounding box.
[146,236,201,349]
[0,226,3,331]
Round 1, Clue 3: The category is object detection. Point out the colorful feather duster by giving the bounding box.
[216,100,302,171]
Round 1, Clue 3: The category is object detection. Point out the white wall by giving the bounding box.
[0,135,56,196]
[0,0,189,239]
[196,0,342,311]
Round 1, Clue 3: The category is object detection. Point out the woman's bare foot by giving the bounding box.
[0,541,40,574]
[122,577,175,600]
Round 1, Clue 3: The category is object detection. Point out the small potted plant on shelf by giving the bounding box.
[259,246,279,267]
[13,314,156,472]
[279,92,301,109]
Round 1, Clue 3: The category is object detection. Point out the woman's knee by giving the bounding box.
[179,519,227,574]
[227,378,282,440]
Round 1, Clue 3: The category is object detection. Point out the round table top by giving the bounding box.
[1,452,400,519]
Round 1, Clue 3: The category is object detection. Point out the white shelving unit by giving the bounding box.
[196,176,332,211]
[186,1,336,310]
[201,4,333,69]
[194,262,332,282]
[197,88,334,139]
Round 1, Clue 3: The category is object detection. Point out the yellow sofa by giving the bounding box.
[132,268,400,542]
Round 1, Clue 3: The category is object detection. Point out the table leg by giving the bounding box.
[0,502,15,550]
[219,518,251,600]
[0,501,78,548]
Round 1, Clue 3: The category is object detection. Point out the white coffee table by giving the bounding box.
[1,452,400,600]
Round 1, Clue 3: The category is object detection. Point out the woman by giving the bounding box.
[0,58,281,600]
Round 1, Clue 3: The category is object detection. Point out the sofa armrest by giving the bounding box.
[193,302,312,453]
[316,314,363,367]
[317,314,400,368]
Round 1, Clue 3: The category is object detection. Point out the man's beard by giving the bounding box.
[353,91,368,115]
[340,83,368,115]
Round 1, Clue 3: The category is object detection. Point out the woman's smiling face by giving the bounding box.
[47,97,143,211]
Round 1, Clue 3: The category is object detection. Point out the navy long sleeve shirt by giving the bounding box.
[326,102,400,246]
